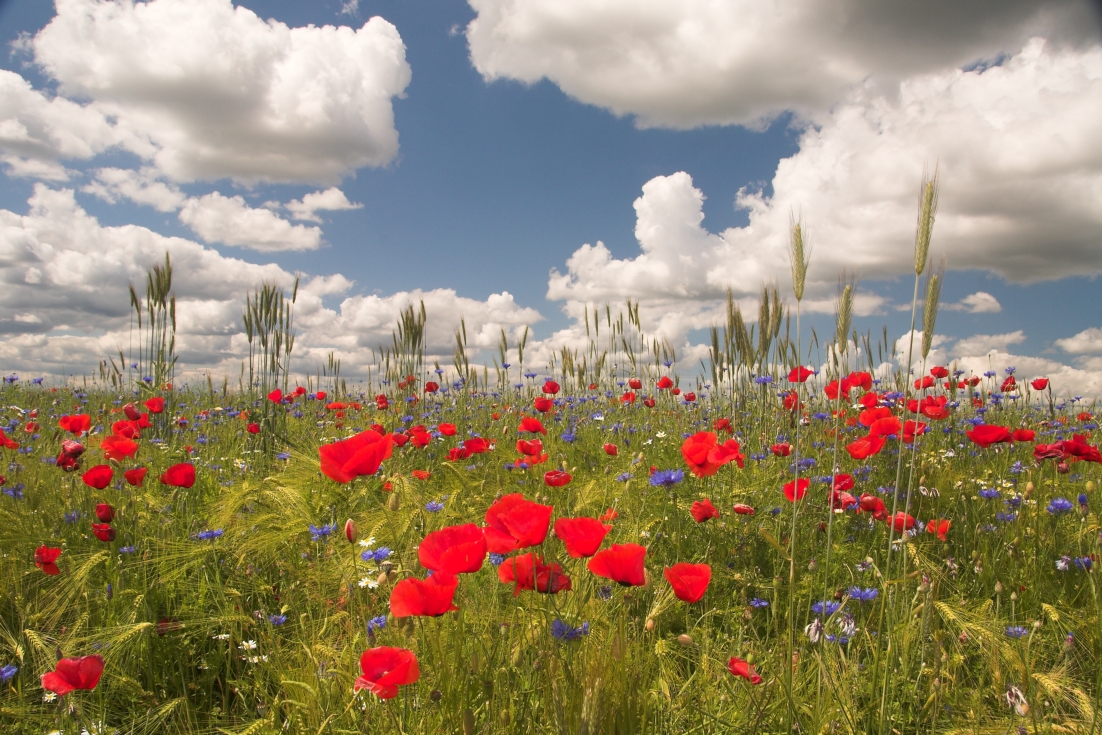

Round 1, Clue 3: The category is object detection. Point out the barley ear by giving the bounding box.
[788,214,811,302]
[921,258,946,360]
[914,165,940,276]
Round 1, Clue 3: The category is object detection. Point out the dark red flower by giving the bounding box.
[389,572,459,617]
[58,414,91,435]
[123,467,147,486]
[858,494,887,521]
[418,524,487,574]
[35,545,61,575]
[603,443,618,456]
[664,562,711,603]
[246,423,260,434]
[160,463,196,488]
[1001,376,1017,393]
[355,647,420,699]
[690,498,720,523]
[542,380,560,395]
[643,397,656,407]
[497,552,572,595]
[344,518,358,544]
[82,465,113,490]
[41,655,104,696]
[621,391,637,404]
[122,403,141,421]
[318,430,393,483]
[144,397,165,414]
[544,470,572,487]
[553,517,611,558]
[588,543,646,586]
[966,425,1012,448]
[783,478,809,502]
[727,657,762,685]
[92,523,116,542]
[483,494,553,553]
[94,503,115,523]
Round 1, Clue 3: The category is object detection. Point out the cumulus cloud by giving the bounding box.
[953,330,1026,356]
[21,0,410,184]
[466,0,1096,128]
[82,167,186,212]
[178,193,323,251]
[1055,327,1102,354]
[285,187,363,222]
[945,291,1002,313]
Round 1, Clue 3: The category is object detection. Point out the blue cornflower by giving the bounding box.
[978,489,1001,500]
[749,598,769,608]
[276,452,291,460]
[0,663,17,682]
[615,472,633,482]
[754,375,774,385]
[1079,494,1089,508]
[119,545,137,554]
[64,510,82,523]
[1005,626,1029,638]
[550,619,590,641]
[1047,497,1074,515]
[267,614,287,626]
[372,547,391,562]
[995,512,1018,523]
[561,430,576,443]
[649,469,684,487]
[1005,366,1016,375]
[309,523,337,542]
[425,500,445,512]
[983,371,997,378]
[367,616,387,635]
[196,529,224,541]
[811,601,842,616]
[1008,461,1025,475]
[488,553,506,566]
[847,587,879,602]
[1075,556,1093,571]
[597,585,613,600]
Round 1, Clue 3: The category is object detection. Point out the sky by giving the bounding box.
[0,0,1101,395]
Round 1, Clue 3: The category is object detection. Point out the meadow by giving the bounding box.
[1,182,1100,735]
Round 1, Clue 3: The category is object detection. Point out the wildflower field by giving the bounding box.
[1,186,1101,735]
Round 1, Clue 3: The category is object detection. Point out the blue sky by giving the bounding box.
[0,0,1100,393]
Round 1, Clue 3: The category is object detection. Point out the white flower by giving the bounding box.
[243,655,269,664]
[805,619,824,644]
[212,633,231,640]
[238,639,258,651]
[655,431,667,439]
[358,576,379,589]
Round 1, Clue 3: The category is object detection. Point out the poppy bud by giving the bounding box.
[387,494,400,511]
[1057,461,1070,474]
[463,708,475,735]
[645,618,655,632]
[677,634,694,646]
[122,403,140,421]
[1024,481,1035,495]
[430,689,442,702]
[344,519,358,544]
[61,440,86,458]
[94,503,115,523]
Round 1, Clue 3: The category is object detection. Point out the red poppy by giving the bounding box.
[832,474,855,492]
[355,647,420,699]
[858,407,892,427]
[318,430,393,483]
[1001,376,1017,393]
[375,394,389,411]
[389,572,460,617]
[0,429,18,451]
[713,417,733,433]
[787,366,814,383]
[483,494,553,553]
[913,376,935,390]
[824,378,852,401]
[497,552,572,595]
[111,420,140,439]
[643,397,656,408]
[160,463,196,488]
[664,562,711,603]
[411,470,431,480]
[345,519,358,544]
[267,389,283,403]
[100,434,139,461]
[516,452,548,467]
[35,545,61,575]
[409,429,431,448]
[869,416,903,438]
[727,657,762,685]
[544,470,572,487]
[783,478,809,502]
[418,524,487,574]
[517,439,544,456]
[902,420,928,442]
[966,424,1012,448]
[628,378,642,390]
[621,391,637,404]
[145,395,167,413]
[681,432,724,477]
[927,519,951,541]
[602,443,618,456]
[732,503,755,516]
[463,437,492,454]
[587,543,646,586]
[122,403,141,421]
[438,423,457,436]
[683,392,697,403]
[82,465,113,490]
[890,512,916,533]
[846,435,886,460]
[519,417,546,435]
[123,467,147,486]
[534,397,554,413]
[770,442,791,457]
[831,490,857,510]
[542,380,560,395]
[1031,378,1049,391]
[137,412,152,429]
[92,523,116,542]
[553,517,611,558]
[246,423,260,435]
[599,507,618,522]
[857,494,887,521]
[58,414,91,435]
[391,433,409,447]
[858,391,879,409]
[710,439,745,469]
[94,503,115,523]
[41,655,104,696]
[671,387,681,396]
[690,498,720,523]
[656,376,674,390]
[929,366,949,379]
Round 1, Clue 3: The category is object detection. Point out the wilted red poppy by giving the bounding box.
[41,655,104,696]
[123,467,147,486]
[411,470,431,480]
[94,502,115,523]
[770,442,791,457]
[787,366,814,383]
[544,470,572,487]
[890,512,916,533]
[82,465,113,490]
[160,463,196,488]
[643,397,656,408]
[966,424,1012,448]
[1012,428,1035,442]
[418,524,487,574]
[319,430,393,483]
[483,494,553,553]
[656,376,674,390]
[35,545,61,575]
[553,517,611,558]
[628,378,642,390]
[438,423,457,436]
[588,543,646,586]
[58,414,91,435]
[534,397,554,413]
[732,503,755,516]
[846,435,886,460]
[1031,378,1049,391]
[101,434,139,461]
[690,498,720,523]
[519,417,546,435]
[542,380,560,395]
[498,552,572,595]
[664,562,711,603]
[783,478,809,502]
[355,647,420,699]
[727,657,762,685]
[92,523,116,542]
[390,572,460,617]
[1001,376,1017,393]
[246,423,260,435]
[927,519,951,541]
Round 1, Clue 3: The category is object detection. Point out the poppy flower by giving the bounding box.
[643,397,656,408]
[603,443,618,456]
[544,470,572,487]
[902,420,928,443]
[123,467,147,486]
[1001,376,1017,393]
[966,425,1012,448]
[542,380,560,395]
[267,389,283,403]
[587,544,646,586]
[681,432,722,477]
[498,552,572,595]
[318,430,393,483]
[391,433,409,448]
[41,655,104,696]
[890,512,916,533]
[389,572,460,617]
[411,470,431,480]
[122,403,141,421]
[927,519,951,541]
[355,647,420,699]
[621,391,637,404]
[94,503,115,523]
[783,478,809,502]
[246,423,260,434]
[869,416,902,438]
[858,407,892,427]
[690,498,720,523]
[137,413,152,429]
[846,435,886,460]
[35,546,61,575]
[553,517,611,558]
[732,503,755,516]
[100,434,139,461]
[409,430,431,448]
[858,391,879,409]
[656,376,674,390]
[683,392,696,403]
[824,378,852,401]
[770,442,791,457]
[438,423,457,436]
[832,474,855,492]
[913,376,935,390]
[483,494,553,553]
[160,463,196,488]
[58,414,91,435]
[727,657,762,685]
[710,439,745,469]
[92,523,116,542]
[144,395,167,413]
[0,429,19,451]
[518,417,546,435]
[664,562,711,603]
[929,366,949,379]
[534,397,554,413]
[848,371,873,391]
[1028,377,1048,391]
[628,378,642,390]
[830,490,857,510]
[858,494,887,521]
[111,420,140,439]
[1012,428,1035,442]
[599,507,618,522]
[418,524,487,574]
[375,395,389,411]
[788,366,814,383]
[82,465,113,490]
[464,437,492,454]
[713,418,733,433]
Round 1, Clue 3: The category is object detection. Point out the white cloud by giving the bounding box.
[82,167,186,212]
[953,330,1026,356]
[1055,327,1102,354]
[26,0,411,184]
[286,187,363,222]
[945,291,1002,313]
[178,192,323,251]
[466,0,1095,129]
[951,351,1102,398]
